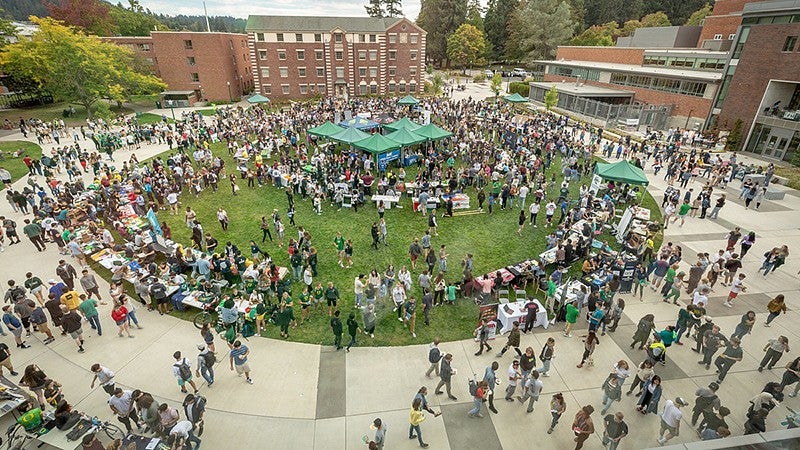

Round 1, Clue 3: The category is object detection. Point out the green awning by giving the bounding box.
[503,93,528,103]
[307,121,343,138]
[384,128,426,146]
[247,94,271,104]
[353,133,401,154]
[595,160,649,186]
[397,95,420,105]
[382,117,421,133]
[414,123,453,141]
[329,126,371,145]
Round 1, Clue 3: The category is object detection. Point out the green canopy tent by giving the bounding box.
[595,160,649,186]
[397,95,420,105]
[307,121,343,138]
[414,123,454,141]
[354,134,402,171]
[384,128,426,166]
[246,94,271,104]
[329,126,371,145]
[382,117,422,133]
[502,93,528,103]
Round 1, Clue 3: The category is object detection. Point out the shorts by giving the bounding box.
[10,327,22,338]
[327,298,337,307]
[728,292,738,298]
[31,286,43,294]
[410,254,418,262]
[177,375,193,386]
[115,319,126,326]
[156,297,168,305]
[69,328,83,339]
[660,420,679,437]
[234,363,250,375]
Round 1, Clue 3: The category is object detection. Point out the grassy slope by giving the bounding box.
[0,141,43,189]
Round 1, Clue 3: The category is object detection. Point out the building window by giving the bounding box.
[370,84,378,94]
[369,34,376,43]
[279,68,289,78]
[410,51,417,60]
[318,84,325,93]
[409,82,417,93]
[277,33,284,42]
[410,66,417,76]
[282,85,289,94]
[359,68,367,77]
[359,51,367,60]
[296,33,303,42]
[263,85,271,94]
[369,67,377,77]
[256,33,264,42]
[314,33,322,42]
[388,67,396,76]
[299,84,308,94]
[336,68,345,78]
[680,81,707,97]
[184,40,193,49]
[316,68,325,77]
[278,51,286,60]
[400,33,407,43]
[369,50,377,61]
[297,50,305,60]
[335,51,343,60]
[399,82,406,93]
[389,50,396,60]
[298,68,307,77]
[360,84,367,95]
[258,50,267,60]
[713,34,722,40]
[261,67,270,78]
[389,34,397,44]
[359,34,366,43]
[728,34,736,40]
[783,36,798,52]
[388,82,396,93]
[410,34,418,44]
[334,33,342,43]
[315,50,323,60]
[186,57,196,66]
[190,72,199,82]
[137,43,150,51]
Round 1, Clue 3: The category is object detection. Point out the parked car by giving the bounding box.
[484,69,494,78]
[512,68,530,78]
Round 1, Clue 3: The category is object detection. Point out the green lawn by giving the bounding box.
[0,141,42,189]
[0,102,134,126]
[135,113,173,125]
[152,140,661,346]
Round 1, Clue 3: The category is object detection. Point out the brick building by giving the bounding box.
[107,32,253,105]
[697,0,753,50]
[244,16,426,99]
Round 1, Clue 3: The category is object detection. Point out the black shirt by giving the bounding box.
[0,343,9,361]
[603,415,628,438]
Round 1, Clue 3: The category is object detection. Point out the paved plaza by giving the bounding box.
[1,103,799,450]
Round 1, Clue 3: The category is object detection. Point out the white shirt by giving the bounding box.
[731,278,744,294]
[507,365,520,386]
[692,291,708,307]
[95,367,115,386]
[108,390,133,414]
[529,203,540,214]
[545,203,556,215]
[525,378,543,396]
[661,400,682,427]
[170,420,193,439]
[167,192,178,204]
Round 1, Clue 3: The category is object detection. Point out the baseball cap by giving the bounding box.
[708,382,719,391]
[370,418,382,430]
[196,344,205,350]
[48,279,57,285]
[675,397,689,407]
[512,359,520,365]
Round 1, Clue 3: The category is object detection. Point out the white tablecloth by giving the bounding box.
[497,299,548,334]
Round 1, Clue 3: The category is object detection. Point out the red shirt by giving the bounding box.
[111,306,128,322]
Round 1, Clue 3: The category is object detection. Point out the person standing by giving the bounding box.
[765,294,787,326]
[0,342,19,376]
[403,296,418,338]
[330,310,343,350]
[22,219,46,252]
[713,336,742,384]
[758,336,791,372]
[497,321,522,357]
[564,301,579,337]
[182,393,206,436]
[56,260,78,290]
[173,351,199,394]
[572,405,595,450]
[602,412,628,450]
[108,388,141,433]
[600,374,623,415]
[434,353,457,401]
[425,338,443,378]
[505,360,521,401]
[229,340,253,385]
[90,364,116,395]
[518,370,543,413]
[723,273,747,308]
[408,398,429,448]
[196,344,215,386]
[708,194,726,219]
[691,381,721,429]
[548,393,566,434]
[657,398,689,445]
[60,305,84,353]
[79,270,102,301]
[370,418,386,450]
[2,306,30,349]
[538,338,555,377]
[780,356,800,397]
[24,273,45,306]
[346,312,359,352]
[362,304,376,339]
[577,331,599,368]
[409,238,422,270]
[482,362,499,414]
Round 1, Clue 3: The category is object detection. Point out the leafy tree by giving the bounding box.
[685,4,712,26]
[0,14,15,47]
[45,0,115,36]
[570,23,616,46]
[483,0,518,60]
[465,0,485,32]
[725,119,744,151]
[446,23,487,71]
[416,0,467,66]
[0,17,166,118]
[584,0,643,28]
[507,0,573,61]
[384,0,403,17]
[642,0,707,26]
[431,72,444,96]
[490,72,503,99]
[620,11,671,37]
[508,81,530,96]
[566,0,586,33]
[110,0,167,36]
[0,0,47,21]
[544,85,559,110]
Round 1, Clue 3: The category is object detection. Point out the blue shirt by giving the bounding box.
[2,313,22,329]
[230,345,249,365]
[590,309,604,325]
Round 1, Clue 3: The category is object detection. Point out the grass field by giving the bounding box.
[0,141,43,190]
[0,102,135,126]
[136,113,174,125]
[153,140,662,346]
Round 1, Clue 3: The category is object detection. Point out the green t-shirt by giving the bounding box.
[664,267,677,283]
[78,298,98,317]
[678,203,691,215]
[566,304,580,323]
[334,236,345,251]
[446,285,457,300]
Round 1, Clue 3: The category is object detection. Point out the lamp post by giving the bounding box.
[227,81,232,103]
[165,99,176,122]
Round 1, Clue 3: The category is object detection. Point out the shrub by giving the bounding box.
[473,72,486,83]
[508,82,530,97]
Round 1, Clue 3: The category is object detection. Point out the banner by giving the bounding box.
[377,149,401,171]
[589,174,603,196]
[146,208,162,235]
[476,304,498,341]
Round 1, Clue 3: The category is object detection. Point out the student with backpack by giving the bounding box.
[172,351,198,394]
[196,344,215,386]
[425,338,443,378]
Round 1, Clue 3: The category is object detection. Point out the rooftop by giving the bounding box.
[530,81,635,97]
[643,49,730,57]
[245,16,410,33]
[542,59,724,82]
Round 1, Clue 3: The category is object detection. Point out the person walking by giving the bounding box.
[577,331,599,368]
[547,393,566,434]
[0,342,19,376]
[626,360,654,396]
[229,340,253,384]
[2,306,30,349]
[60,305,85,353]
[636,375,663,415]
[22,219,46,252]
[708,194,726,219]
[497,321,522,357]
[564,301,579,337]
[516,209,526,236]
[518,370,543,413]
[330,310,343,351]
[434,353,457,401]
[758,336,790,372]
[690,381,720,427]
[780,356,800,397]
[602,412,628,450]
[600,374,623,415]
[657,397,689,445]
[108,388,141,433]
[713,336,743,384]
[346,312,360,352]
[182,393,207,436]
[90,364,116,395]
[765,294,787,326]
[425,338,443,378]
[474,319,492,355]
[196,344,215,386]
[538,337,555,377]
[723,273,746,308]
[505,359,521,401]
[111,301,134,338]
[403,296,418,338]
[468,380,489,418]
[698,325,728,370]
[172,351,199,394]
[408,397,429,448]
[731,310,756,340]
[571,405,595,450]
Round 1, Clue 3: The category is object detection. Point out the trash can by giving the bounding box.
[155,101,162,109]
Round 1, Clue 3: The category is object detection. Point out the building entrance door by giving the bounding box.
[762,128,793,160]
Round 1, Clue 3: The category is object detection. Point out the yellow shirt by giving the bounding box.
[61,290,81,310]
[409,408,425,426]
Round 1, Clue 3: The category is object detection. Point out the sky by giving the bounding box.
[140,0,425,22]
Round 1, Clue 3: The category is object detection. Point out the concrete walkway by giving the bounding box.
[1,113,799,450]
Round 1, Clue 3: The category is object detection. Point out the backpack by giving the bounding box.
[428,347,442,364]
[694,394,717,411]
[66,418,92,441]
[201,351,216,367]
[175,359,191,381]
[468,378,478,397]
[9,286,26,302]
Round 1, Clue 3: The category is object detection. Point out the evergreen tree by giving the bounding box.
[365,0,385,17]
[465,0,485,33]
[484,0,518,60]
[507,0,573,61]
[685,4,712,26]
[416,0,467,65]
[385,0,403,17]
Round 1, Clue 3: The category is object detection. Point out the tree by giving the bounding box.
[447,24,487,71]
[366,0,403,17]
[365,0,385,17]
[620,12,671,37]
[507,0,573,61]
[544,85,559,110]
[431,72,444,96]
[570,23,616,46]
[465,0,485,32]
[384,0,403,17]
[584,0,643,28]
[490,72,502,99]
[566,0,586,33]
[484,0,518,60]
[685,4,712,26]
[725,119,744,151]
[109,0,167,36]
[416,0,467,66]
[0,14,16,48]
[642,0,707,26]
[45,0,115,36]
[0,17,166,118]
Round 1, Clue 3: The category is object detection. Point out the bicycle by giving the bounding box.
[4,423,34,450]
[86,416,125,440]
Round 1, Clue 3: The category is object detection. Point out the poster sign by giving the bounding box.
[476,304,498,341]
[503,130,517,148]
[589,174,603,196]
[377,149,401,171]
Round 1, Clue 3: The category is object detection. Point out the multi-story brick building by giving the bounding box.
[244,16,426,99]
[107,32,253,105]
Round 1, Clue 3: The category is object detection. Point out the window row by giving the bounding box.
[609,73,708,97]
[642,56,726,71]
[262,84,327,95]
[547,66,600,81]
[258,66,418,79]
[257,49,416,61]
